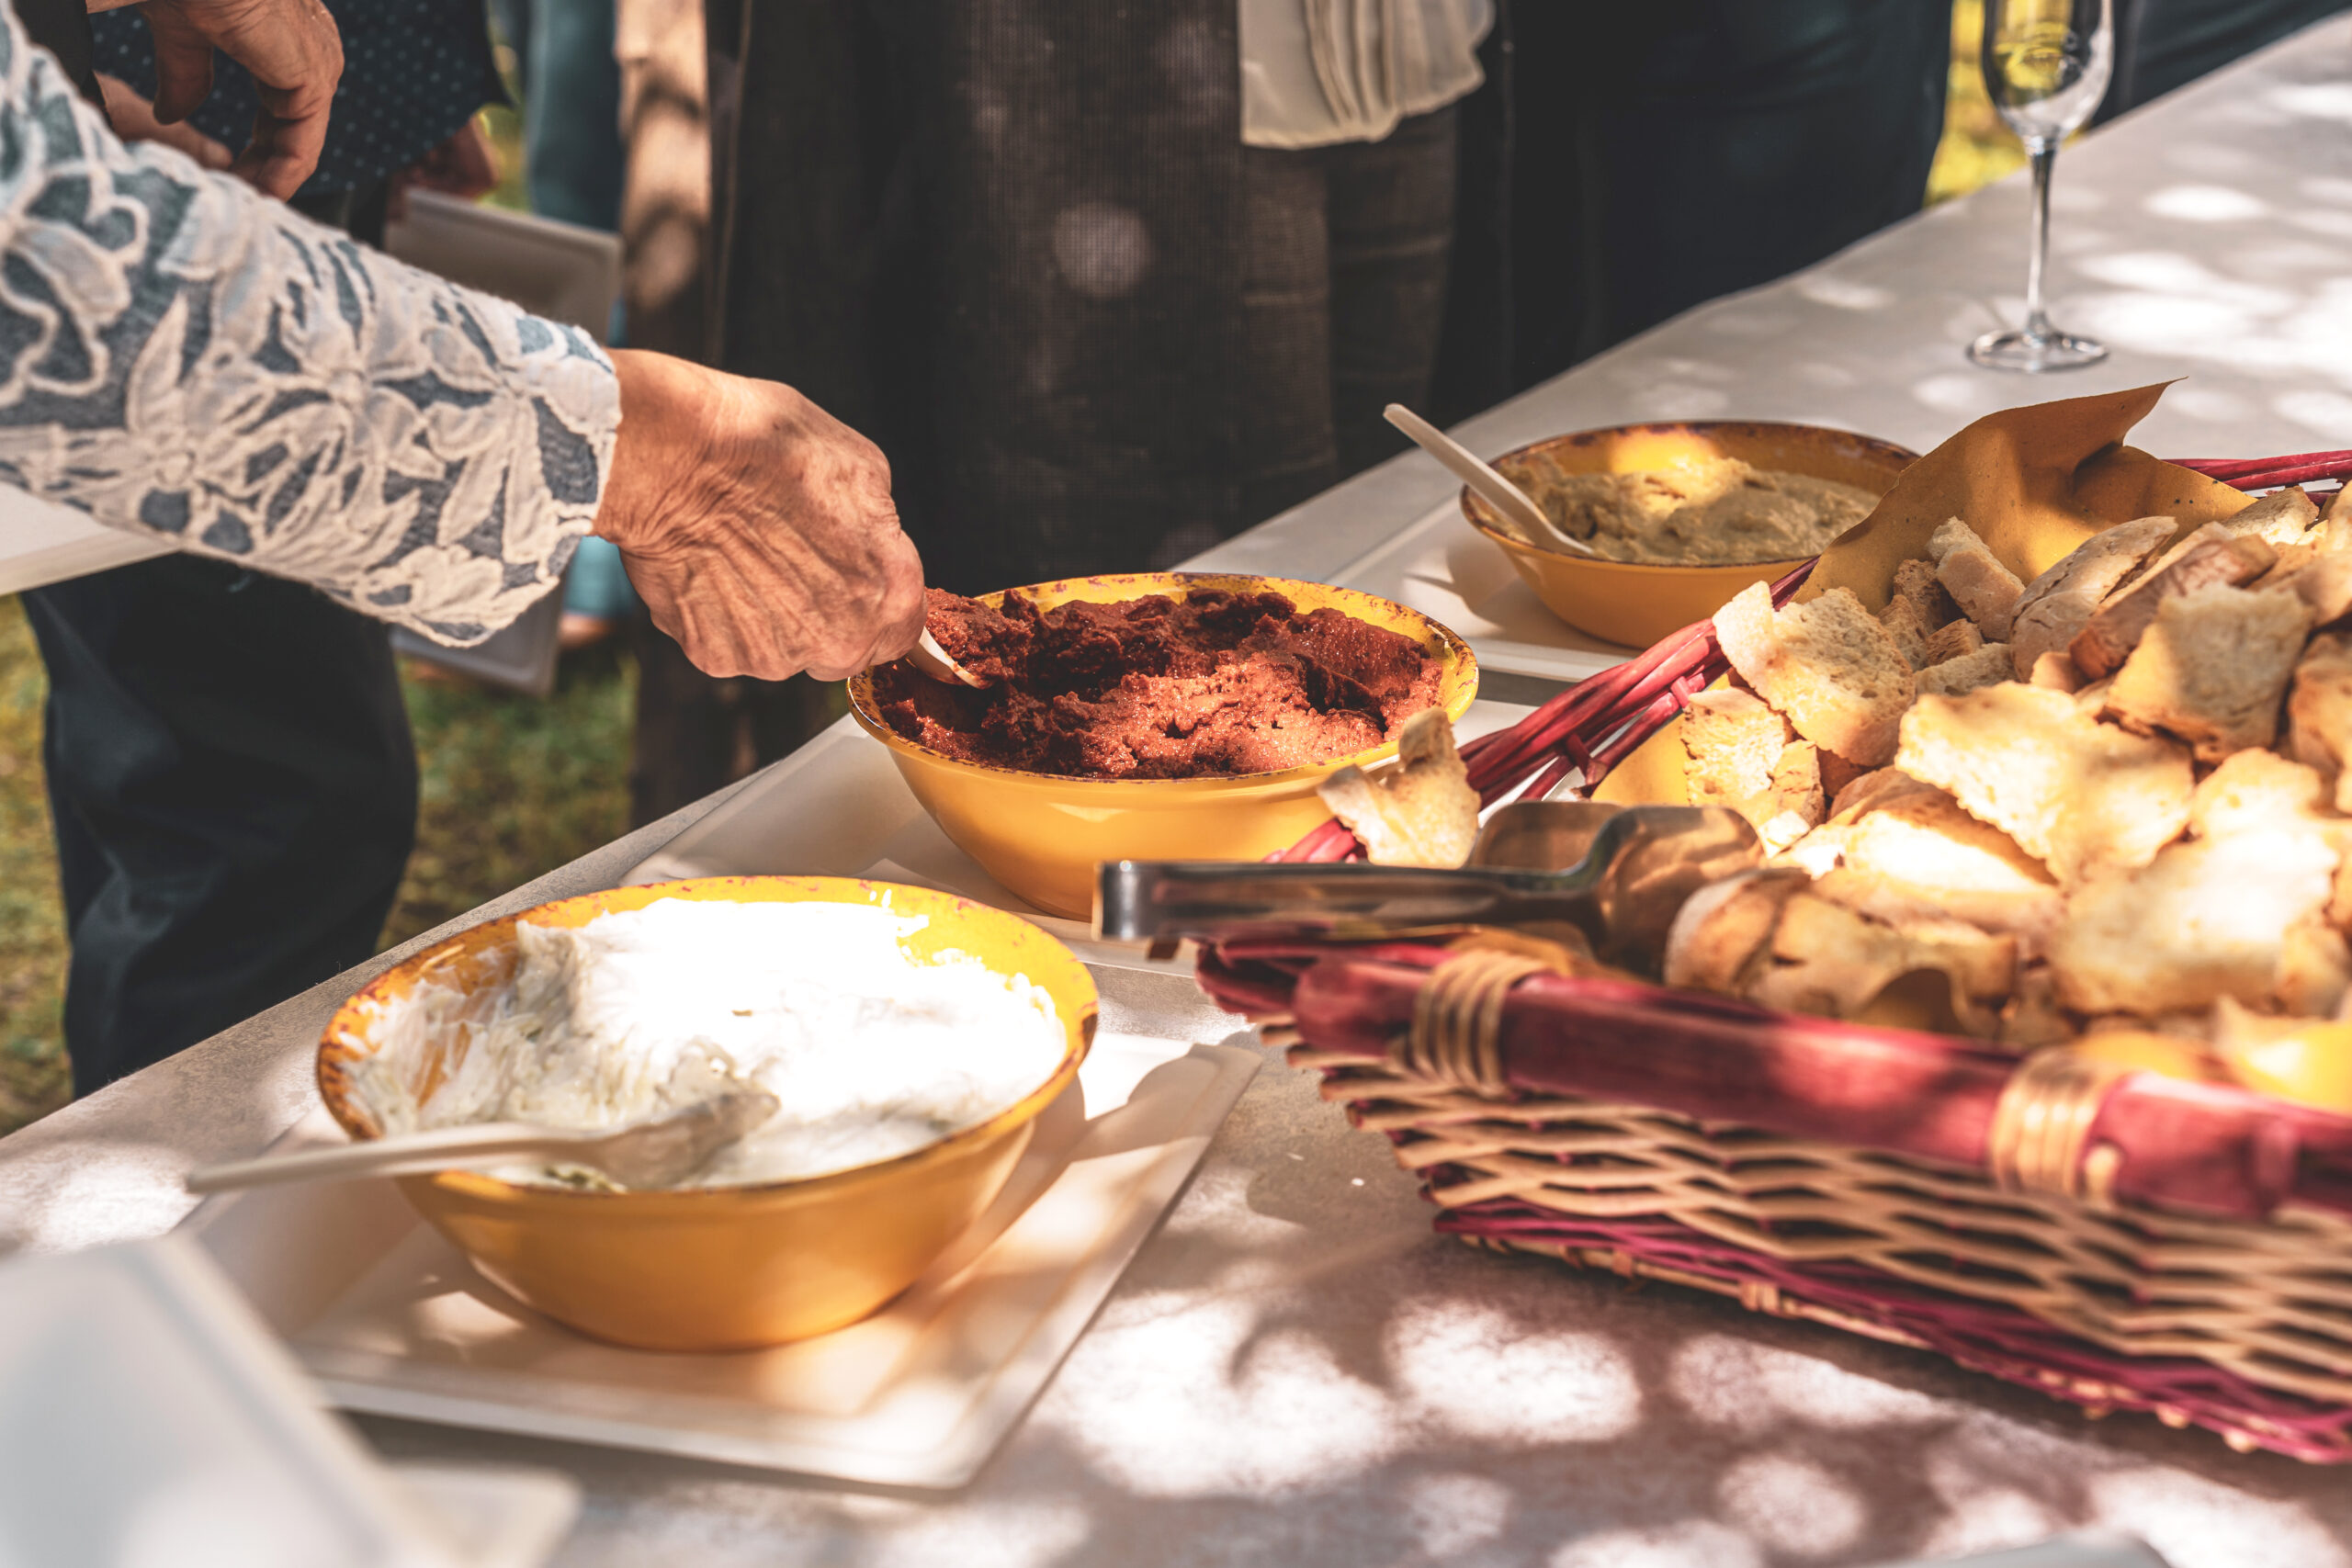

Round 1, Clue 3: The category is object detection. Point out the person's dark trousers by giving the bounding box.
[2098,0,2349,121]
[1433,0,1954,419]
[20,182,416,1096]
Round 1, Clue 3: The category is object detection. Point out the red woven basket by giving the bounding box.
[1196,454,2352,1461]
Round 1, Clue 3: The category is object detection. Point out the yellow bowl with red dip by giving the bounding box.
[316,875,1096,1352]
[850,572,1479,919]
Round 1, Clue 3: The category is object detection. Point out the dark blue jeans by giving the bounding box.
[22,558,417,1094]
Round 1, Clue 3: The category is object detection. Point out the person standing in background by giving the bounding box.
[1430,0,1957,420]
[27,0,511,1092]
[678,0,1488,816]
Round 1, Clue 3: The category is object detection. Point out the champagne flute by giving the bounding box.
[1968,0,2115,372]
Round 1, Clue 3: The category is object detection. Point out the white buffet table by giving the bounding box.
[6,20,2352,1568]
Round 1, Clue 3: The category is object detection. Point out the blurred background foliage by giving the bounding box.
[0,7,2030,1134]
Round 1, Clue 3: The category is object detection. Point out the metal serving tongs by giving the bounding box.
[1097,802,1762,963]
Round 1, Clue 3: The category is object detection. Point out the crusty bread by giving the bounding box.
[1894,682,2193,885]
[1745,741,1826,852]
[1747,892,2015,1034]
[1679,686,1793,806]
[2190,747,2335,840]
[2029,649,2085,692]
[1891,558,1959,628]
[2104,581,2313,761]
[1662,867,1810,994]
[2277,916,2352,1018]
[1916,643,2015,698]
[1878,592,1935,670]
[2007,514,2179,678]
[1928,518,2025,640]
[2224,484,2319,547]
[2049,829,2339,1014]
[2000,964,2075,1048]
[2267,549,2352,627]
[1812,787,2064,952]
[1827,765,1939,824]
[1923,617,1983,665]
[2069,532,2276,677]
[1712,581,1915,767]
[2288,632,2352,813]
[1317,708,1479,868]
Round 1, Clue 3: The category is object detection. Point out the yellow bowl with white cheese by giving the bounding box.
[316,876,1096,1352]
[1464,421,1918,648]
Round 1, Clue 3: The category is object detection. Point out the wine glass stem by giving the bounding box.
[2023,138,2057,342]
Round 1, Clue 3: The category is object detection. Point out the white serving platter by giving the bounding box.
[185,1030,1261,1489]
[1331,498,1642,685]
[624,697,1536,970]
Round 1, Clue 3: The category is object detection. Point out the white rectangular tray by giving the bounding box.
[185,1031,1259,1489]
[1332,498,1639,684]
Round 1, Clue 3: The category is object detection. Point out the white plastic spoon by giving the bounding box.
[908,627,990,688]
[1383,402,1596,557]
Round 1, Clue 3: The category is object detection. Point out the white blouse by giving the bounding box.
[1239,0,1495,150]
[0,6,618,645]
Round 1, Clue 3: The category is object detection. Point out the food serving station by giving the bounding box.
[6,21,2352,1568]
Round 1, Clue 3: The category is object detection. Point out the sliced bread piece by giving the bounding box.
[2288,632,2352,813]
[1679,686,1794,806]
[1891,558,1960,629]
[1923,617,1984,665]
[1813,786,2064,953]
[1747,893,2016,1034]
[2069,532,2277,678]
[2029,649,2085,692]
[1928,518,2025,640]
[1317,708,1480,868]
[2104,581,2313,761]
[2267,549,2352,628]
[1894,682,2193,885]
[1877,592,1935,670]
[2007,514,2180,678]
[1916,643,2015,698]
[1662,867,1811,995]
[1712,581,1916,767]
[2049,829,2339,1014]
[1738,740,1826,853]
[2223,484,2319,547]
[1827,766,1939,825]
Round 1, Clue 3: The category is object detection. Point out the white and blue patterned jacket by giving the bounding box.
[0,9,619,644]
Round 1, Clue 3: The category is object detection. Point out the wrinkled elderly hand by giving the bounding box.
[596,350,927,681]
[108,0,343,197]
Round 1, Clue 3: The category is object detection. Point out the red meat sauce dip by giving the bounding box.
[872,587,1445,780]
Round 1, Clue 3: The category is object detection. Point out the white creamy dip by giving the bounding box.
[347,898,1066,1188]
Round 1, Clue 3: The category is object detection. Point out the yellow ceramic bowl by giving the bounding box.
[316,876,1097,1352]
[848,572,1479,919]
[1464,421,1919,649]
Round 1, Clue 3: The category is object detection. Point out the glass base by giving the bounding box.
[1967,326,2109,373]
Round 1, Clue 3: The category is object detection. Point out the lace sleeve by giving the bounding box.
[0,13,620,645]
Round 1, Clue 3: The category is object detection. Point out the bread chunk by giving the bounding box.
[1895,683,2193,885]
[2000,965,2075,1049]
[1317,708,1479,869]
[2007,515,2178,678]
[1679,687,1793,806]
[2267,549,2352,628]
[1662,867,1810,995]
[2289,632,2352,813]
[1747,893,2015,1034]
[1744,741,1826,852]
[1813,787,2064,953]
[1891,558,1959,629]
[2190,747,2335,840]
[2104,581,2312,761]
[1923,617,1983,665]
[1928,518,2025,640]
[1713,582,1915,767]
[1916,643,2015,699]
[2029,649,2084,692]
[1878,592,1935,670]
[1827,766,1939,824]
[2050,829,2338,1014]
[2070,533,2276,678]
[2224,484,2319,547]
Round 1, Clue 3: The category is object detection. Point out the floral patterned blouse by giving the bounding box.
[0,8,618,645]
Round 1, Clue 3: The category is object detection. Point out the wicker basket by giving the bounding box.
[1200,455,2352,1462]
